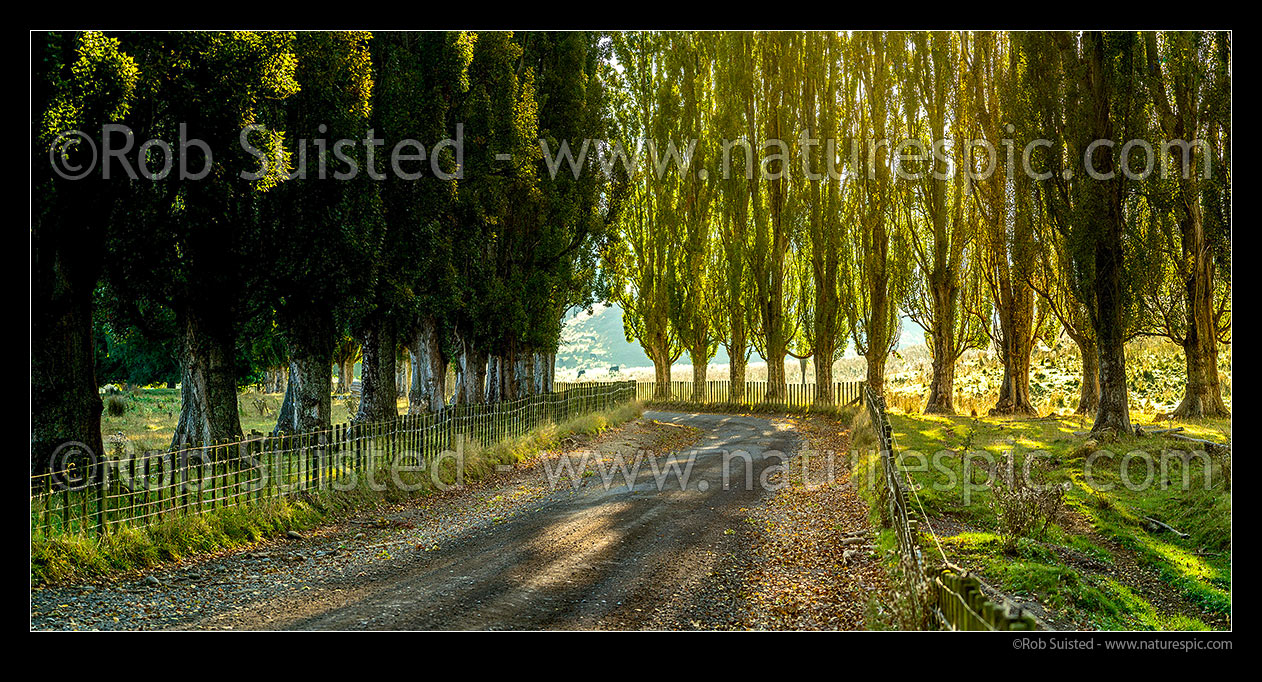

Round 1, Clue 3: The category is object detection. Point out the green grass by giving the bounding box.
[851,406,1230,630]
[32,401,644,587]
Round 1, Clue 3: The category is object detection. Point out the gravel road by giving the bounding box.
[34,411,846,631]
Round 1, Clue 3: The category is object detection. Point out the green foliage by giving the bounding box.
[36,31,139,147]
[93,306,179,388]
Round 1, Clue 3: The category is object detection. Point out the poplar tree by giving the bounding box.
[712,32,758,403]
[102,32,299,449]
[903,32,988,414]
[798,31,852,405]
[843,32,909,397]
[608,31,682,399]
[746,31,801,402]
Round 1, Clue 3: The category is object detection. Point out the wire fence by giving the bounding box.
[864,386,1040,631]
[31,381,636,541]
[567,380,865,409]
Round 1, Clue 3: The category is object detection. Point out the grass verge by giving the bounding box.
[31,401,644,587]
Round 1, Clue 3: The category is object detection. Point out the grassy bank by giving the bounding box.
[32,401,644,587]
[850,406,1230,630]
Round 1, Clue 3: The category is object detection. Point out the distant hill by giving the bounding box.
[556,303,651,372]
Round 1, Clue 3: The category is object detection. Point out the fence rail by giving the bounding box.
[864,386,1040,631]
[560,380,864,409]
[31,381,636,541]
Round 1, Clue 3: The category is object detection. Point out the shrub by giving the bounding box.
[985,453,1066,552]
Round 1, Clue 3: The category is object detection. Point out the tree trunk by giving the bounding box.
[337,360,353,395]
[690,348,708,402]
[529,353,540,395]
[530,352,542,396]
[515,352,533,398]
[864,351,886,401]
[396,350,409,399]
[450,366,466,406]
[923,282,959,414]
[502,351,518,401]
[762,346,782,404]
[544,352,555,393]
[992,350,1036,416]
[989,284,1037,417]
[923,353,957,416]
[171,307,243,450]
[1092,318,1131,435]
[1075,336,1100,416]
[406,340,426,414]
[647,341,672,400]
[460,340,487,405]
[729,345,747,405]
[485,355,501,403]
[1088,197,1132,435]
[1174,334,1228,418]
[275,309,334,435]
[412,317,447,412]
[813,338,836,406]
[727,312,748,405]
[355,316,398,422]
[923,337,957,415]
[279,366,290,394]
[275,378,295,434]
[1171,227,1228,418]
[533,352,550,395]
[30,277,104,475]
[863,264,892,398]
[286,355,332,434]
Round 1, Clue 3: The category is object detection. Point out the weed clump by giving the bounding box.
[105,395,129,417]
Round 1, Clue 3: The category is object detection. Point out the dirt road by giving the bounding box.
[38,411,860,631]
